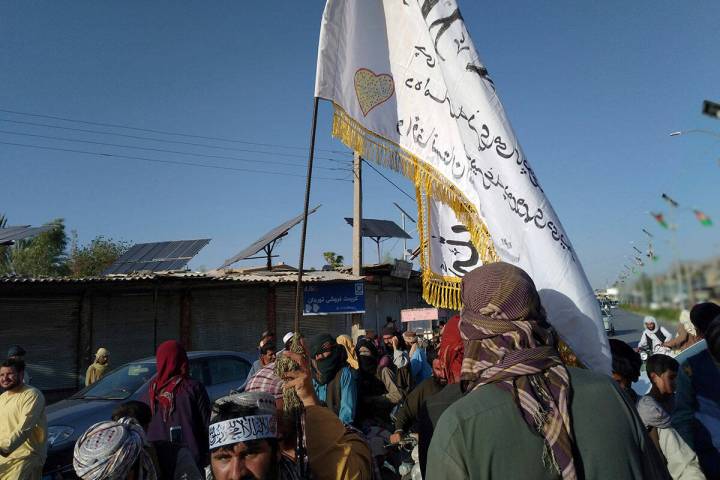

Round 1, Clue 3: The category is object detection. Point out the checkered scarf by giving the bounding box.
[460,262,577,480]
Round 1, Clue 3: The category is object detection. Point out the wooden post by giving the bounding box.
[353,152,363,276]
[352,152,364,339]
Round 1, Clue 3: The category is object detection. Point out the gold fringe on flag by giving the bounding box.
[332,104,499,309]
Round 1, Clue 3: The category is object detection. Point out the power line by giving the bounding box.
[361,159,415,202]
[0,129,351,172]
[0,107,352,155]
[0,117,351,164]
[0,140,351,181]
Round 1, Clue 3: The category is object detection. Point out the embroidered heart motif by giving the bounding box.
[354,68,395,117]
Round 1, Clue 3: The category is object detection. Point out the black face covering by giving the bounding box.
[358,355,378,376]
[314,345,344,385]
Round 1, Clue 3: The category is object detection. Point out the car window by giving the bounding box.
[76,362,156,400]
[189,359,209,385]
[207,357,251,386]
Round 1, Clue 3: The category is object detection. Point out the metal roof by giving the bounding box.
[344,218,411,239]
[0,225,54,245]
[220,206,321,269]
[0,269,362,285]
[104,239,211,275]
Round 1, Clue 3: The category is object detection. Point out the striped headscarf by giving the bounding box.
[73,417,157,480]
[460,262,577,480]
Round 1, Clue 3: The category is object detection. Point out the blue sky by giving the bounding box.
[1,1,718,288]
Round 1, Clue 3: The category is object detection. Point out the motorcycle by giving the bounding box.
[383,434,421,480]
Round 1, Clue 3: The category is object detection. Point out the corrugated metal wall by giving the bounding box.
[0,296,80,390]
[191,287,267,355]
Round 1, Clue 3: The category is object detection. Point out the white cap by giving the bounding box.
[283,332,295,345]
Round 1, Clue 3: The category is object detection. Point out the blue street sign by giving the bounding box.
[303,281,365,315]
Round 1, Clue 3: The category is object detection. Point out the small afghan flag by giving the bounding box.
[651,212,668,229]
[694,210,712,226]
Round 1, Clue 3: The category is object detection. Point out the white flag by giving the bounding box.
[315,0,610,373]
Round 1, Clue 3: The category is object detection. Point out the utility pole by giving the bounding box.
[352,152,363,339]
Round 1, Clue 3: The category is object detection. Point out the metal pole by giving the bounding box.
[294,97,320,333]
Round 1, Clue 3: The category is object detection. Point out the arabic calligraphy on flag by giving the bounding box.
[314,0,610,372]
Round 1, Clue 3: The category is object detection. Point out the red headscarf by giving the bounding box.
[438,315,463,384]
[150,340,189,420]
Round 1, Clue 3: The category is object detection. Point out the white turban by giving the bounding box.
[73,417,157,480]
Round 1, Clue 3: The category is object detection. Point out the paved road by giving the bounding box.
[607,308,677,348]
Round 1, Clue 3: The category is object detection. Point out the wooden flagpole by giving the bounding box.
[294,97,321,333]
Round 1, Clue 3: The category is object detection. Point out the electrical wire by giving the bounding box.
[0,117,351,164]
[0,140,351,181]
[361,159,415,201]
[0,129,351,172]
[0,107,351,155]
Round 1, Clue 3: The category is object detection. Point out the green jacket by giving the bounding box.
[427,367,668,479]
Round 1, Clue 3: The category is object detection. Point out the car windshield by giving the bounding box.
[75,362,156,400]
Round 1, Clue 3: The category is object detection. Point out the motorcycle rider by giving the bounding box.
[638,316,673,357]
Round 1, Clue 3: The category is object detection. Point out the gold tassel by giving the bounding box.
[332,104,499,309]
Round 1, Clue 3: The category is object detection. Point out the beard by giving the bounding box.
[1,378,19,391]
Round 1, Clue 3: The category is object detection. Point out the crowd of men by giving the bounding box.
[1,262,720,479]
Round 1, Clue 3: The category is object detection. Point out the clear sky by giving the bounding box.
[1,1,719,288]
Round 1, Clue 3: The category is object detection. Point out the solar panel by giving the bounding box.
[104,239,210,275]
[220,206,321,269]
[344,218,411,239]
[0,225,54,245]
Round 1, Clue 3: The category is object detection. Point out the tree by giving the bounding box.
[0,214,9,272]
[3,218,69,277]
[67,233,132,278]
[323,251,345,268]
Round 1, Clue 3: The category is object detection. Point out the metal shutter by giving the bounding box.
[92,293,156,368]
[191,287,267,354]
[0,296,80,390]
[154,292,181,346]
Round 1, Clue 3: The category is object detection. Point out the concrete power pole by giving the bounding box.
[352,152,363,339]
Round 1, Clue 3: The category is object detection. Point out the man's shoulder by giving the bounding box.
[18,384,44,401]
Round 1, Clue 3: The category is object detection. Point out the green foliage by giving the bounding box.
[322,251,345,268]
[0,214,9,272]
[67,233,131,278]
[3,218,69,277]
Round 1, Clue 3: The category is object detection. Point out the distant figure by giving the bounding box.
[639,316,673,356]
[246,342,277,382]
[427,262,668,480]
[85,347,110,387]
[0,358,47,479]
[309,334,358,425]
[664,310,701,353]
[259,330,275,350]
[146,340,211,469]
[337,334,359,370]
[6,345,32,385]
